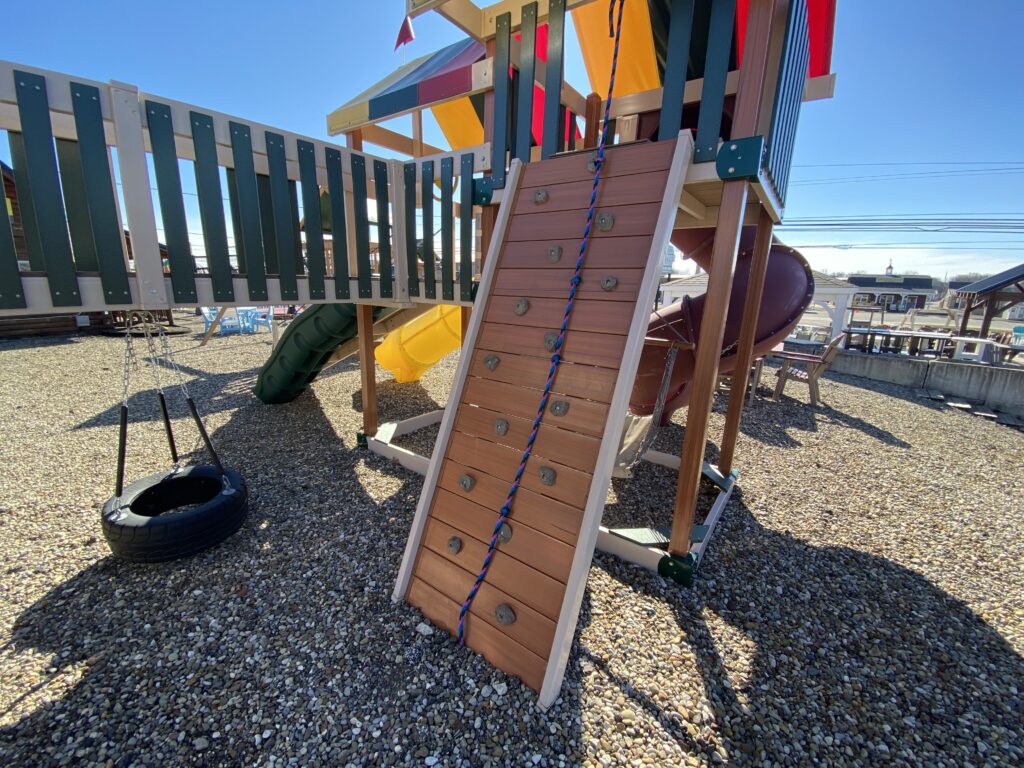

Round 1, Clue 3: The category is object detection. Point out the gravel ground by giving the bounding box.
[1,314,1022,767]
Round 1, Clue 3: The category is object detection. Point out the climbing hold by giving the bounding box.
[550,400,569,417]
[495,603,517,625]
[586,154,599,173]
[601,275,618,292]
[484,354,500,371]
[538,466,557,486]
[448,536,463,555]
[494,418,509,437]
[533,189,549,204]
[514,298,530,316]
[547,245,563,263]
[596,212,614,231]
[544,331,558,352]
[458,474,476,492]
[497,522,512,544]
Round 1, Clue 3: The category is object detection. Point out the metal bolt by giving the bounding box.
[533,189,549,204]
[514,298,530,316]
[484,354,500,371]
[447,536,463,555]
[544,331,558,352]
[539,466,557,486]
[596,212,614,231]
[494,418,509,437]
[547,245,563,263]
[495,603,517,625]
[458,474,476,492]
[550,400,569,417]
[601,275,618,292]
[497,522,513,544]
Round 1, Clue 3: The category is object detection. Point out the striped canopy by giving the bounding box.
[327,0,836,150]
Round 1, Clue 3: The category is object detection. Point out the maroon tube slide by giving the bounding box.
[629,227,815,420]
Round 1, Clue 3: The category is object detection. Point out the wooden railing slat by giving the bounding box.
[693,0,736,163]
[421,159,436,300]
[440,156,455,301]
[404,162,419,298]
[658,0,697,142]
[264,131,299,300]
[324,148,351,299]
[459,152,474,301]
[0,188,25,308]
[190,110,234,302]
[6,133,45,271]
[374,159,393,298]
[227,121,269,301]
[514,2,538,164]
[490,12,512,188]
[351,153,373,300]
[541,0,567,160]
[298,140,326,299]
[55,139,98,272]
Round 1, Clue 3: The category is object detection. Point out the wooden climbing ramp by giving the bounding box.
[394,134,692,708]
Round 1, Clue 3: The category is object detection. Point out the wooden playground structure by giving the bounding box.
[0,0,837,708]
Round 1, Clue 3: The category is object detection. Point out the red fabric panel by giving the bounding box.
[735,0,835,78]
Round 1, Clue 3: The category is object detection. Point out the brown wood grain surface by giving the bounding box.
[513,172,671,216]
[499,236,653,270]
[485,295,634,333]
[462,377,609,438]
[476,322,629,368]
[506,202,662,242]
[468,349,619,403]
[492,267,644,301]
[518,140,674,188]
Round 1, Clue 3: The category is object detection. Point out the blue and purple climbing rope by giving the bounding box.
[458,0,629,644]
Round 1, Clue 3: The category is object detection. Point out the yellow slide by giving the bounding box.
[374,305,462,383]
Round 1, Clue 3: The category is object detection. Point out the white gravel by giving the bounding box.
[0,313,1022,767]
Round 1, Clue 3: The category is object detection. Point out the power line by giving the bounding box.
[789,167,1024,187]
[793,161,1024,168]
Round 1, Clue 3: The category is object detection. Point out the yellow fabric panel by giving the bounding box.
[571,1,660,97]
[431,98,484,150]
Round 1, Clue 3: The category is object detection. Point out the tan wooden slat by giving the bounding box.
[414,548,557,660]
[477,322,629,368]
[485,295,634,333]
[448,432,592,509]
[453,405,601,474]
[518,140,676,189]
[462,377,609,438]
[468,350,619,403]
[506,202,662,242]
[492,267,645,301]
[429,488,575,582]
[438,462,582,545]
[514,172,670,215]
[422,517,564,620]
[499,236,653,270]
[407,578,546,692]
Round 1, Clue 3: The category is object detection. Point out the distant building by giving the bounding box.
[846,262,936,311]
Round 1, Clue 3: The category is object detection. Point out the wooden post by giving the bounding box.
[357,304,378,436]
[582,93,601,148]
[718,207,773,475]
[980,293,997,338]
[958,295,975,335]
[668,0,779,558]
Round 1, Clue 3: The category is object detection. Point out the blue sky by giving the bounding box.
[3,0,1022,278]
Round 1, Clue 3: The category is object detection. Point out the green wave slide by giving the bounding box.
[253,304,384,404]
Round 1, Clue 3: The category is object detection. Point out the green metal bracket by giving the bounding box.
[716,136,766,182]
[473,177,494,206]
[356,431,368,449]
[657,553,696,587]
[701,461,738,492]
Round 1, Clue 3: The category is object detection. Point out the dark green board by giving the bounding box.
[324,148,351,299]
[7,133,45,271]
[0,188,25,308]
[541,0,566,160]
[693,0,735,163]
[227,121,268,301]
[490,13,511,188]
[297,140,326,300]
[264,131,298,300]
[403,162,418,297]
[421,160,436,300]
[189,111,234,302]
[55,139,98,272]
[514,3,538,164]
[226,169,246,274]
[459,153,474,301]
[440,157,454,302]
[658,0,696,142]
[350,154,372,299]
[373,159,393,298]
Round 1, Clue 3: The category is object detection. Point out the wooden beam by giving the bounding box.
[199,306,227,347]
[718,207,773,475]
[361,122,443,158]
[980,294,998,338]
[582,92,601,149]
[357,304,379,437]
[958,295,975,335]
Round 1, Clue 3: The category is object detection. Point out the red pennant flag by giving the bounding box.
[394,15,415,50]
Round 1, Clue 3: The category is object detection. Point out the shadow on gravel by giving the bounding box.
[591,490,1024,764]
[353,380,442,424]
[2,391,585,765]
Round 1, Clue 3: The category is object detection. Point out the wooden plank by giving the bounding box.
[513,172,672,215]
[265,131,299,300]
[351,153,373,299]
[447,432,592,508]
[499,235,652,270]
[256,173,278,274]
[463,377,609,438]
[0,189,25,308]
[490,12,512,188]
[421,160,436,299]
[467,349,618,402]
[460,152,474,301]
[422,517,564,620]
[477,321,628,368]
[407,578,545,691]
[514,2,538,163]
[429,488,575,583]
[440,156,455,301]
[484,294,634,333]
[414,548,555,660]
[357,303,378,436]
[297,140,326,300]
[693,0,736,162]
[70,82,133,304]
[13,71,80,306]
[506,202,661,242]
[7,132,45,271]
[324,148,351,299]
[190,111,234,302]
[658,0,696,142]
[55,139,98,272]
[373,159,393,298]
[227,121,269,301]
[519,140,675,188]
[403,162,419,297]
[492,266,644,301]
[453,404,600,473]
[541,0,566,160]
[147,101,199,303]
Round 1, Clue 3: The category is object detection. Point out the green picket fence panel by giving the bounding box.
[227,121,269,301]
[459,153,474,301]
[693,0,736,163]
[440,156,454,302]
[265,131,299,301]
[190,111,234,302]
[403,162,419,297]
[297,140,326,300]
[421,160,436,300]
[514,2,538,164]
[0,194,25,308]
[324,148,351,299]
[350,153,373,300]
[55,139,98,272]
[147,100,199,303]
[13,70,81,306]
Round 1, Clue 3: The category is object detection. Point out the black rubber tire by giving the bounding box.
[101,464,248,563]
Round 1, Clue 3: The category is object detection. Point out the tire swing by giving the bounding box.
[101,315,248,562]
